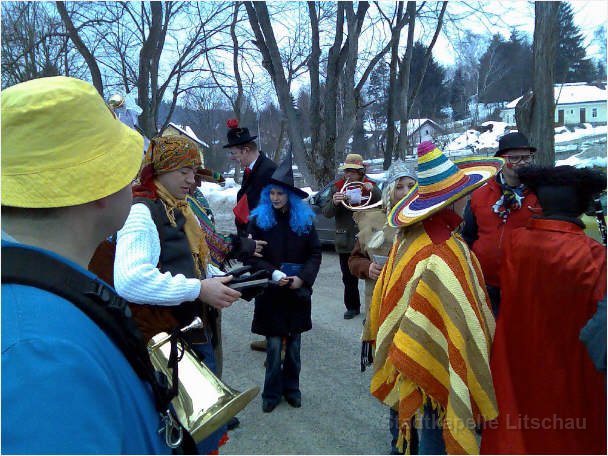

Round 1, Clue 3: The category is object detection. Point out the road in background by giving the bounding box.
[220,248,389,455]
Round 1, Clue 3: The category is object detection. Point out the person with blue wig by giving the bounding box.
[245,155,322,413]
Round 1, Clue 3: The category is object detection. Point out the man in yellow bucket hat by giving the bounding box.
[1,77,170,453]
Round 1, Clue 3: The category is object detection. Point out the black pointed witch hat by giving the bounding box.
[269,154,308,199]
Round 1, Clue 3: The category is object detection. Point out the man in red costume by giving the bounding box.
[462,132,541,315]
[481,165,607,455]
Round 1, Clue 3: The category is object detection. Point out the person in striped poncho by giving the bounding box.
[364,141,503,454]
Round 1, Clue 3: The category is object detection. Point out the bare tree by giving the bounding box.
[516,2,558,166]
[1,2,84,88]
[55,2,233,138]
[56,1,104,96]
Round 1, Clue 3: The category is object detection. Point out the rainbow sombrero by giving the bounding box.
[388,141,504,227]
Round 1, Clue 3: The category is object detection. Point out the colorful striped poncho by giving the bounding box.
[365,211,497,454]
[186,192,232,269]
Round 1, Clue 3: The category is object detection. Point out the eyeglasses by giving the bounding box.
[503,154,534,164]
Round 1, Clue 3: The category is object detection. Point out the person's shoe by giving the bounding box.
[285,396,301,408]
[343,309,360,319]
[227,416,240,430]
[250,340,267,352]
[262,401,278,413]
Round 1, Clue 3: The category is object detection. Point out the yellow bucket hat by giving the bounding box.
[1,76,143,208]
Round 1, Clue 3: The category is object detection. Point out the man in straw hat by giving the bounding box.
[321,153,381,319]
[481,165,606,455]
[365,141,503,454]
[461,131,540,316]
[1,77,168,453]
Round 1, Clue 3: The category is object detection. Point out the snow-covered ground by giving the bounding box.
[444,121,607,159]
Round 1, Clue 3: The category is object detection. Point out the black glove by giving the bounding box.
[227,269,271,302]
[360,341,374,372]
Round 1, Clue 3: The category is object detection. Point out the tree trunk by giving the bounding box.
[137,1,163,138]
[384,4,405,170]
[531,2,559,166]
[245,2,317,187]
[56,1,104,98]
[395,2,416,159]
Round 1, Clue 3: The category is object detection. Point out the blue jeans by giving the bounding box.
[263,334,301,404]
[417,400,446,455]
[191,333,227,454]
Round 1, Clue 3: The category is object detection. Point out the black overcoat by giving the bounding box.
[235,152,277,236]
[246,209,322,336]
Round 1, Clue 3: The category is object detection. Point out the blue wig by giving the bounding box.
[250,184,315,235]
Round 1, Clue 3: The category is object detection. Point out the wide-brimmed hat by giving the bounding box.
[269,154,308,199]
[223,118,257,148]
[495,132,536,157]
[1,76,142,208]
[388,141,504,227]
[338,153,366,170]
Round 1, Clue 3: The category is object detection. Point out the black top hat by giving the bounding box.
[495,132,537,157]
[269,154,308,199]
[518,165,606,217]
[223,118,258,148]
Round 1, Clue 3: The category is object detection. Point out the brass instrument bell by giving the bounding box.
[340,179,382,211]
[148,319,260,443]
[108,94,125,110]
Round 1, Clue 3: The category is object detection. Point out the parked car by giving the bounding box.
[308,175,387,246]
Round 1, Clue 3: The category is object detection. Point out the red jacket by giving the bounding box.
[481,218,606,454]
[464,177,540,287]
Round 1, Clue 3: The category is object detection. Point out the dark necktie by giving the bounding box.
[244,167,251,178]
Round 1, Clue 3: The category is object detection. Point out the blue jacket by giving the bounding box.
[1,241,169,454]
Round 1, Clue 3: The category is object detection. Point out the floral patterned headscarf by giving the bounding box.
[142,135,201,175]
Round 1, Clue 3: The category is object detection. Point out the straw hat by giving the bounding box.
[1,76,143,208]
[388,141,504,227]
[338,153,366,170]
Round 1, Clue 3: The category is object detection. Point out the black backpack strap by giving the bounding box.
[1,244,174,413]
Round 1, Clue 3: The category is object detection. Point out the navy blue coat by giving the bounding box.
[246,209,322,336]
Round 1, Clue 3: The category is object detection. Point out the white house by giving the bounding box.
[398,118,445,155]
[500,82,607,126]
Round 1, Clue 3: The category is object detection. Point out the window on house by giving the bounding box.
[570,109,574,114]
[592,108,598,118]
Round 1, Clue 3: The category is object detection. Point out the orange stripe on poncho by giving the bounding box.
[364,214,497,454]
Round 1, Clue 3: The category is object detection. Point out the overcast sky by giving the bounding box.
[432,0,607,66]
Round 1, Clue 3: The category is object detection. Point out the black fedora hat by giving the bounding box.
[495,132,537,157]
[269,154,308,199]
[223,118,257,148]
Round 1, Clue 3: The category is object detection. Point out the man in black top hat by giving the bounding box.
[461,131,541,315]
[224,118,277,238]
[224,119,277,357]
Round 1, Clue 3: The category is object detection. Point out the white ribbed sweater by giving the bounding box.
[114,203,201,306]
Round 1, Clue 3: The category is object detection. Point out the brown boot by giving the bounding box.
[250,339,267,352]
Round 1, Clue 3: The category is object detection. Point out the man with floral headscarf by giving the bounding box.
[113,135,241,454]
